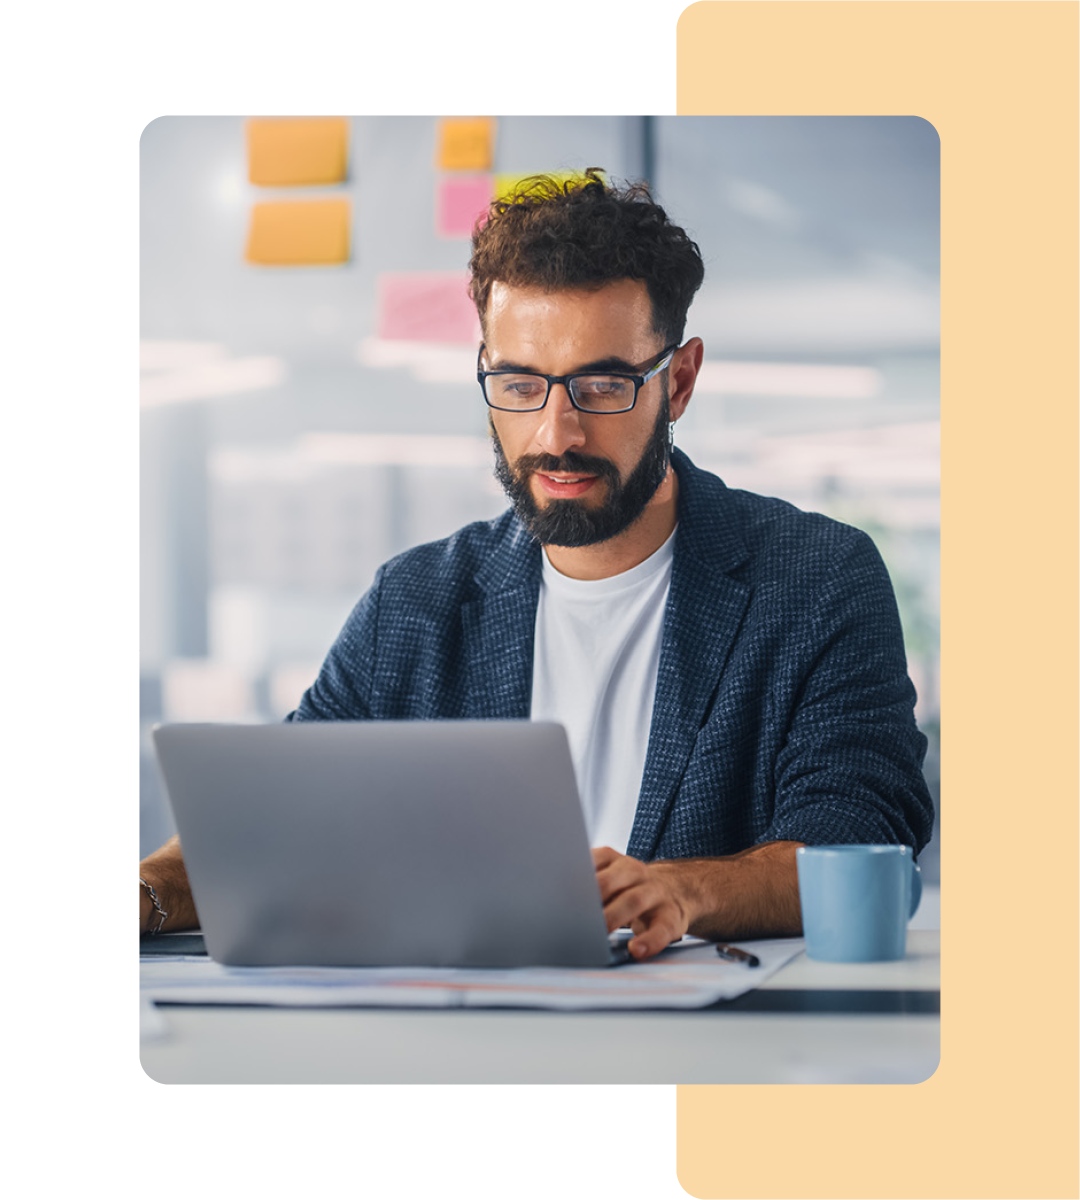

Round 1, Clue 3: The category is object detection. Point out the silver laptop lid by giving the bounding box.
[151,720,614,969]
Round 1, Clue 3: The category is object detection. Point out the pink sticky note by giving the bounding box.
[437,175,493,238]
[377,272,481,343]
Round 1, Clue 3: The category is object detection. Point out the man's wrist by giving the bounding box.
[138,836,198,932]
[139,876,170,934]
[647,844,803,941]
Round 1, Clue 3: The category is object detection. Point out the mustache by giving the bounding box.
[512,450,620,482]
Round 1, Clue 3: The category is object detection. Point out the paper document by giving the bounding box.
[141,939,803,1011]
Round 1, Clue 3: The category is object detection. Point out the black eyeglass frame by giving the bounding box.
[477,342,679,414]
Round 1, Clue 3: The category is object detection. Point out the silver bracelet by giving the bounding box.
[139,877,169,935]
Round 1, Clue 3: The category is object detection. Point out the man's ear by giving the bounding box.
[669,337,704,421]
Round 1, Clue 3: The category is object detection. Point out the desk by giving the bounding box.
[141,929,939,1085]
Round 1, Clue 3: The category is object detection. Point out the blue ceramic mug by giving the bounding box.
[796,844,921,962]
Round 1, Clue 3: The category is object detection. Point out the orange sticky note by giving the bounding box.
[437,117,495,171]
[246,118,349,186]
[245,200,351,265]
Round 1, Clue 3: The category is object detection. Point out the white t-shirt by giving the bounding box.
[530,530,676,851]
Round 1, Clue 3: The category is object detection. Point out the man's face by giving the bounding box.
[483,279,673,548]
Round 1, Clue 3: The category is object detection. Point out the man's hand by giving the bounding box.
[592,841,805,961]
[592,846,696,961]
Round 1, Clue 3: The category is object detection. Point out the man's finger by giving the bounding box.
[593,856,649,904]
[602,879,669,932]
[627,906,686,960]
[591,845,621,868]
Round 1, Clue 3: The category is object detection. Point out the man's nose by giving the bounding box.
[535,383,586,456]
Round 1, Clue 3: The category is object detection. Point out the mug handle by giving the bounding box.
[909,857,922,918]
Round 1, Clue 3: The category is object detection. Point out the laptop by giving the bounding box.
[151,720,632,969]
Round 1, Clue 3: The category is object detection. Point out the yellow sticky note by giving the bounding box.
[246,118,349,186]
[437,117,495,171]
[245,200,351,265]
[493,170,600,203]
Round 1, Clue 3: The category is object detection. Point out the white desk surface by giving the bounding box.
[141,925,939,1086]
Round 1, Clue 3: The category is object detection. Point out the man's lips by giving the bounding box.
[534,472,601,499]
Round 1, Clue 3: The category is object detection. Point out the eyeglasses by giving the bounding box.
[478,343,678,414]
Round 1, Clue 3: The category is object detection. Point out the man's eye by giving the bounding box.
[576,376,630,398]
[509,380,544,397]
[495,377,545,399]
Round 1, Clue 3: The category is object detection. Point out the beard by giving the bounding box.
[491,394,672,548]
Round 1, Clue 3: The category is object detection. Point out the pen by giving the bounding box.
[715,943,760,967]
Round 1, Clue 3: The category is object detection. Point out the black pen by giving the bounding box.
[715,943,760,967]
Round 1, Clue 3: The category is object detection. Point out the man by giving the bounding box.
[140,170,934,959]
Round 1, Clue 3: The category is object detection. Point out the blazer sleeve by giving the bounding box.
[761,531,935,855]
[284,567,384,722]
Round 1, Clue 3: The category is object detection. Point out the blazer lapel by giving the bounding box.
[460,521,542,720]
[460,586,539,719]
[628,451,752,860]
[627,555,750,859]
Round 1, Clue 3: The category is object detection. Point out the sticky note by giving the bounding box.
[437,117,495,171]
[245,200,351,265]
[246,117,349,186]
[437,175,493,237]
[377,273,481,343]
[493,170,599,203]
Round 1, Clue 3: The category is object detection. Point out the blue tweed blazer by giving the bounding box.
[290,449,934,861]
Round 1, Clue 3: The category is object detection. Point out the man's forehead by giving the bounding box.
[487,277,650,314]
[484,279,656,355]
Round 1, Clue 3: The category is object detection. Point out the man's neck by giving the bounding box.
[542,469,680,581]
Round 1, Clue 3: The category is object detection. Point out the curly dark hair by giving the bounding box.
[468,168,705,346]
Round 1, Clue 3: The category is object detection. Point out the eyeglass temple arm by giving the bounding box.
[641,346,677,383]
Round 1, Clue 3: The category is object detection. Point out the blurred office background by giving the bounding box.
[140,116,940,880]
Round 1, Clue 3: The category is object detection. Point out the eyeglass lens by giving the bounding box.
[484,373,636,412]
